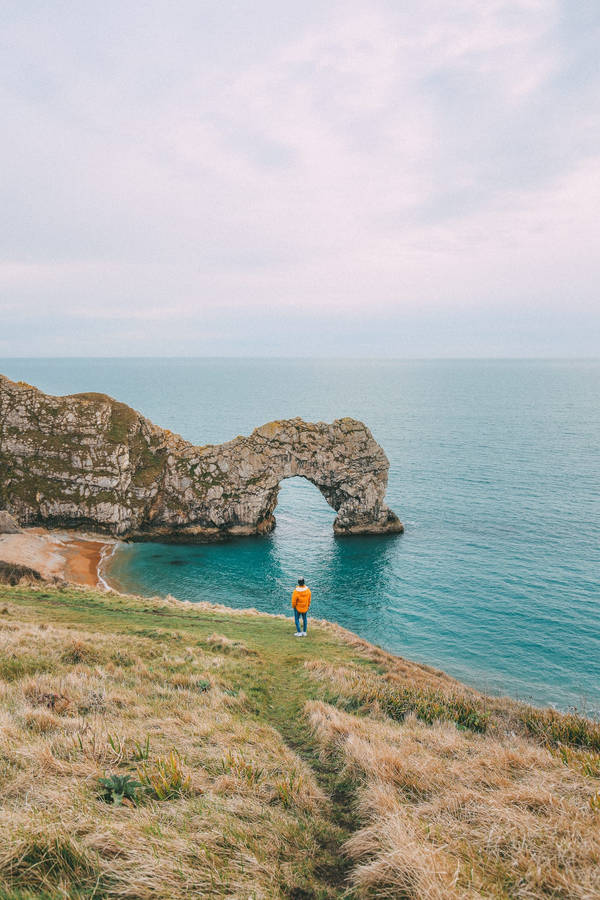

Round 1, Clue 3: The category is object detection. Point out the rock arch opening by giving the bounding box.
[269,476,337,538]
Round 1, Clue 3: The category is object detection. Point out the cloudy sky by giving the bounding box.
[1,0,599,356]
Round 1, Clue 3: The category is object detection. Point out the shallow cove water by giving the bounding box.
[2,358,599,713]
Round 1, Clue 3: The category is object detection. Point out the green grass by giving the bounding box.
[342,680,490,733]
[0,654,56,682]
[521,706,600,751]
[0,585,374,898]
[0,833,101,897]
[2,584,599,899]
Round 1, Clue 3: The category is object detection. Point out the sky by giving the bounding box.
[1,0,599,357]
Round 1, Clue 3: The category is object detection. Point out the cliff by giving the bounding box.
[0,375,403,540]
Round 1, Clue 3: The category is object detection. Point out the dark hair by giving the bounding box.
[298,578,305,586]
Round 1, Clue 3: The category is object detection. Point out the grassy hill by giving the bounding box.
[0,584,599,899]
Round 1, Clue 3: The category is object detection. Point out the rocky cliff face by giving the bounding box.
[0,375,403,540]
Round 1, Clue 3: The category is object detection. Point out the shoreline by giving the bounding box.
[97,541,119,591]
[0,526,118,589]
[1,528,597,718]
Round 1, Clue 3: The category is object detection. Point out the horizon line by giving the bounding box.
[1,355,599,363]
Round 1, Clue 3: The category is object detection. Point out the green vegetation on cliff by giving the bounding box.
[0,586,599,898]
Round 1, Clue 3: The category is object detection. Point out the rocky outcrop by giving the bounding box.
[0,375,403,541]
[0,510,21,533]
[0,560,43,586]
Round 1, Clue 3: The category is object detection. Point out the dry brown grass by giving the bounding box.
[306,659,490,733]
[308,657,600,752]
[204,632,257,656]
[3,585,600,899]
[0,617,329,898]
[307,700,600,898]
[314,618,462,691]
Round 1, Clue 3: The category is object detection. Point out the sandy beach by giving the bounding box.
[0,527,117,588]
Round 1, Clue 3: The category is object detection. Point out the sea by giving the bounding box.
[2,358,599,714]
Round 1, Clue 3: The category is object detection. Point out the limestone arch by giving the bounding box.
[0,376,403,540]
[227,418,403,537]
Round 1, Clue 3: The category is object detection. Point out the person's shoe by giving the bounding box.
[294,631,302,636]
[301,631,307,637]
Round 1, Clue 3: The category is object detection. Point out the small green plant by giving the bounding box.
[98,773,142,806]
[138,750,191,800]
[219,750,264,785]
[106,733,151,762]
[133,735,151,761]
[107,733,125,761]
[274,771,303,808]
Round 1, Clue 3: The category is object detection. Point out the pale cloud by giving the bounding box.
[1,0,598,355]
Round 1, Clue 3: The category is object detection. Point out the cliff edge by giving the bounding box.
[0,375,403,540]
[0,583,597,899]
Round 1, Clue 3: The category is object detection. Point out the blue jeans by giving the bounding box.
[294,609,307,633]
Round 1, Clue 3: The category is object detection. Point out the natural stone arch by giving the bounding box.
[216,418,403,537]
[0,376,403,540]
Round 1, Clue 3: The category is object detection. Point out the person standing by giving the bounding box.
[292,577,311,636]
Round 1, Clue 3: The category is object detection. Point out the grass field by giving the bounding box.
[0,584,598,898]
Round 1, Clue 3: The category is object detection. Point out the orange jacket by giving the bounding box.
[292,585,311,613]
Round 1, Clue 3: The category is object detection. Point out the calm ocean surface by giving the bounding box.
[2,358,599,713]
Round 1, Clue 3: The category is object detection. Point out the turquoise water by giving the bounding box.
[2,358,599,712]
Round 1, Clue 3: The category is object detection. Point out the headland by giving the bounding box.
[0,374,403,541]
